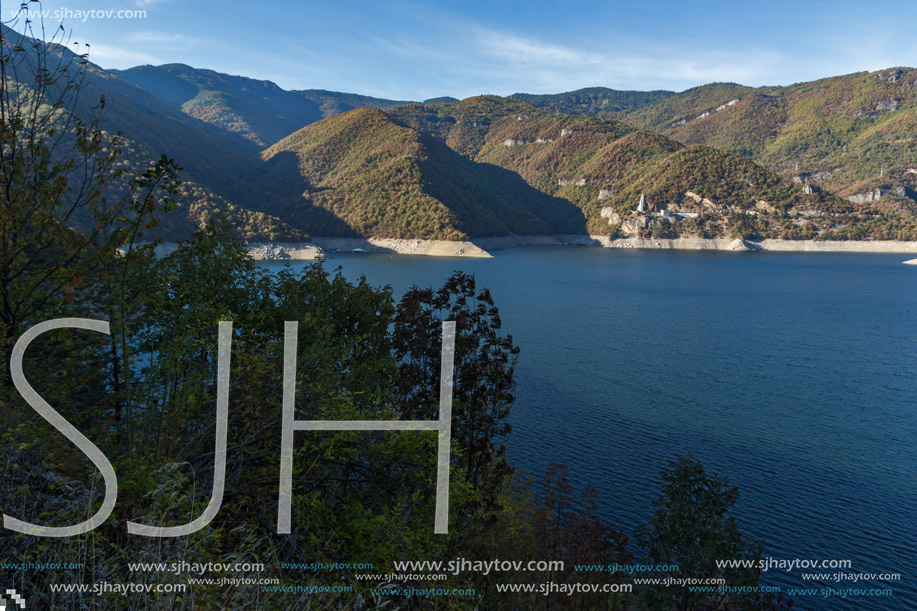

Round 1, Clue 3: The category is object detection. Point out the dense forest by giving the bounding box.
[110,61,917,243]
[617,70,917,210]
[263,95,912,242]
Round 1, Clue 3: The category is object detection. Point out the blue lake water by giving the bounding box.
[262,247,917,610]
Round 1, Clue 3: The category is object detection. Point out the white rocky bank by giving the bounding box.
[474,235,917,254]
[153,236,917,261]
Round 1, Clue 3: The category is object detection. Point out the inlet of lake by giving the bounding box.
[261,246,917,609]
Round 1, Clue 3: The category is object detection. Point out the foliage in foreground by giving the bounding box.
[2,227,780,609]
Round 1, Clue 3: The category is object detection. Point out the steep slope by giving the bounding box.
[258,108,585,239]
[390,96,537,157]
[467,103,859,238]
[623,83,756,132]
[623,70,917,208]
[1,25,304,240]
[81,67,308,239]
[257,97,888,241]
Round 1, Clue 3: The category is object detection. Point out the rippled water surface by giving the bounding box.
[262,247,917,609]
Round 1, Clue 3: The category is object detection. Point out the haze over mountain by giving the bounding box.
[112,64,412,148]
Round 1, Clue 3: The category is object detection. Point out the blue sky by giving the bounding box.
[6,0,917,99]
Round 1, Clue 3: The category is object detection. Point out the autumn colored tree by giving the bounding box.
[0,10,179,395]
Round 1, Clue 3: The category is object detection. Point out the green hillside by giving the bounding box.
[390,95,536,156]
[465,103,860,237]
[511,87,676,119]
[259,108,585,239]
[622,70,917,209]
[255,97,897,240]
[623,82,756,132]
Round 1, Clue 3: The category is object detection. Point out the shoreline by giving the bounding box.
[151,236,917,261]
[484,235,917,254]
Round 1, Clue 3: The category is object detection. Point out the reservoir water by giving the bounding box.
[262,247,917,609]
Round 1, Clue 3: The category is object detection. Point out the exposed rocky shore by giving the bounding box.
[310,238,490,258]
[151,236,917,261]
[474,235,917,254]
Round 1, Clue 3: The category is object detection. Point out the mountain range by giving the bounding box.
[5,25,916,242]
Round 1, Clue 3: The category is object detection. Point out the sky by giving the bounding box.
[5,0,917,100]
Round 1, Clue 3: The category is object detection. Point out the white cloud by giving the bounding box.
[86,43,160,68]
[350,4,900,97]
[128,31,204,46]
[75,2,917,100]
[469,26,789,93]
[477,32,605,68]
[327,7,800,98]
